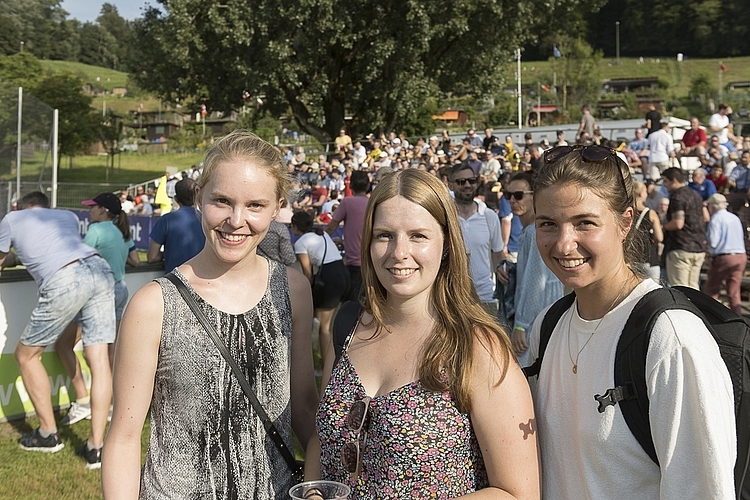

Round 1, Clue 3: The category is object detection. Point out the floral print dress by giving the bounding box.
[317,325,489,498]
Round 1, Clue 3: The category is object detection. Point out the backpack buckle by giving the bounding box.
[594,384,634,413]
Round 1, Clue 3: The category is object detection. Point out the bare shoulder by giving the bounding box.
[126,280,164,316]
[119,280,165,344]
[286,266,309,294]
[471,326,513,380]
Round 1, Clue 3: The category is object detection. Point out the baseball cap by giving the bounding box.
[707,193,727,206]
[81,192,122,215]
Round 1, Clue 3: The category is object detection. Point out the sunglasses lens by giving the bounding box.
[341,442,359,473]
[502,191,512,200]
[544,146,572,163]
[456,177,478,186]
[347,400,368,431]
[582,146,613,162]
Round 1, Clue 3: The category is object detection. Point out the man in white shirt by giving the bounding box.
[709,104,736,152]
[647,121,675,180]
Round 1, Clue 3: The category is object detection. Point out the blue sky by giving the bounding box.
[61,0,155,23]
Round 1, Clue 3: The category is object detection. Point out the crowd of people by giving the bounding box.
[0,115,747,498]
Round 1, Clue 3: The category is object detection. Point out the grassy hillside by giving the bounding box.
[514,55,750,100]
[42,56,750,118]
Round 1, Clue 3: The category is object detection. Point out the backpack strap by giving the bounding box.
[332,301,363,367]
[523,293,576,378]
[597,287,703,466]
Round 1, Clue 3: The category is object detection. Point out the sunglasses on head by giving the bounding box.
[543,144,628,192]
[503,190,534,200]
[454,176,479,186]
[340,397,371,477]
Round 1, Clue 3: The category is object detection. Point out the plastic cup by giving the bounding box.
[289,480,351,500]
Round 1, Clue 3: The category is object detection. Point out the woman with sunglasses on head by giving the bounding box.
[497,172,562,366]
[308,169,540,499]
[526,145,735,499]
[102,130,319,499]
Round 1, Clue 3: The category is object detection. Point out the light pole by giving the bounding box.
[19,41,24,53]
[516,48,522,130]
[615,22,620,65]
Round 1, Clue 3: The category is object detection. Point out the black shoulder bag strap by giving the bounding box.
[523,293,576,378]
[164,273,303,481]
[332,301,364,367]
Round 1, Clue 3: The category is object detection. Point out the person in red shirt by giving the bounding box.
[707,164,728,193]
[678,117,707,161]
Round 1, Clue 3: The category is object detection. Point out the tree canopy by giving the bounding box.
[129,0,606,143]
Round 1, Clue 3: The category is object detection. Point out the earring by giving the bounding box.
[442,251,448,260]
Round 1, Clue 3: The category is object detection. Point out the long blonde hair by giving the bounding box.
[360,169,512,413]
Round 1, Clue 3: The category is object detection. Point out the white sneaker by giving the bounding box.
[59,401,91,426]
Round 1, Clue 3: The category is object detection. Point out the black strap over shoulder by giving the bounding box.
[523,293,576,378]
[164,273,303,481]
[610,287,704,466]
[332,300,363,367]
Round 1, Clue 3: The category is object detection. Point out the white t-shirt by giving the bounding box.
[458,200,504,303]
[293,231,342,267]
[527,279,736,500]
[709,112,730,144]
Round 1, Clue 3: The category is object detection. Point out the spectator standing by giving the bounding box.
[119,190,134,215]
[0,192,114,468]
[327,171,370,301]
[644,102,662,137]
[256,219,297,266]
[633,181,664,281]
[527,144,735,499]
[647,121,675,180]
[102,130,318,498]
[709,103,736,152]
[499,172,562,366]
[451,163,504,315]
[56,192,139,428]
[575,105,596,143]
[704,193,747,314]
[309,169,539,498]
[661,167,707,289]
[147,178,206,273]
[292,211,349,370]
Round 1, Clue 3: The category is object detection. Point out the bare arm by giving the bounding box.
[325,219,341,236]
[649,209,664,243]
[287,267,318,452]
[146,240,163,263]
[296,252,314,283]
[126,249,140,267]
[663,210,685,231]
[102,282,164,499]
[458,336,540,499]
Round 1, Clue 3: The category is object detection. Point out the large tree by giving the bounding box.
[130,0,600,143]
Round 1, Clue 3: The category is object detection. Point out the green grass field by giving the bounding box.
[0,415,150,500]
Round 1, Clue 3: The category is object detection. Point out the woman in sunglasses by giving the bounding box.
[308,169,540,498]
[526,145,735,498]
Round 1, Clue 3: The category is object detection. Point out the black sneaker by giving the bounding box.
[19,428,64,453]
[76,443,102,470]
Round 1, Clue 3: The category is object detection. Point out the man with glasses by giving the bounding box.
[466,129,483,148]
[499,172,562,365]
[727,151,750,194]
[450,163,504,316]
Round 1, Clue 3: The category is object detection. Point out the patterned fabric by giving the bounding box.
[317,327,488,499]
[140,263,295,500]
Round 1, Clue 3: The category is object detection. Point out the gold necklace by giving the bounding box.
[567,289,625,374]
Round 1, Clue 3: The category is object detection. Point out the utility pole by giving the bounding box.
[516,48,522,130]
[615,22,620,65]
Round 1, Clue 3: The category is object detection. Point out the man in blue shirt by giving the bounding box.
[704,193,747,314]
[147,178,206,273]
[0,192,114,467]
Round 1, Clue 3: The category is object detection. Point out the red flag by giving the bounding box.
[720,63,728,72]
[201,103,207,117]
[541,85,550,92]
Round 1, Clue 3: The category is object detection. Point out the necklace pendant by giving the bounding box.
[572,364,578,374]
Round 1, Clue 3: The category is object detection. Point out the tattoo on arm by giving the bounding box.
[519,418,537,440]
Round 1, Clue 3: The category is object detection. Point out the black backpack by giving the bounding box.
[524,286,750,499]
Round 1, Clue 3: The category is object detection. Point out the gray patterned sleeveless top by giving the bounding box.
[140,262,295,499]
